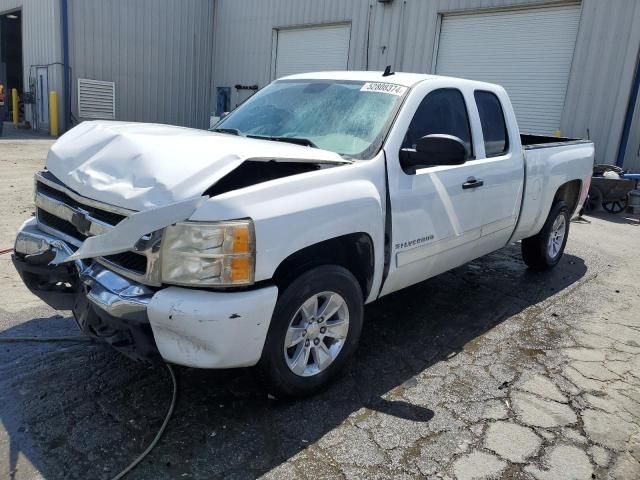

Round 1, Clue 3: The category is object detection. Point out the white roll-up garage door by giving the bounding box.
[435,5,581,135]
[274,24,351,79]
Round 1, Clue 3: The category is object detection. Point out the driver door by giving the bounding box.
[380,87,495,295]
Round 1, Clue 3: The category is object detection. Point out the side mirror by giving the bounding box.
[400,134,468,173]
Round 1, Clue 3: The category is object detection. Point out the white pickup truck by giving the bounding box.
[13,71,593,397]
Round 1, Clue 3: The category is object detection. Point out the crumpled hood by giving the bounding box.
[46,121,346,211]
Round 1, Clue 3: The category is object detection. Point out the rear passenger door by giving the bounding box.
[472,90,523,246]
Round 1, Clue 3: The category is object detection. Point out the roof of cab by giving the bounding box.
[278,70,436,87]
[277,71,507,95]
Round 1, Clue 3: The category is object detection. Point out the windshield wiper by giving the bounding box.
[211,127,244,136]
[247,135,318,148]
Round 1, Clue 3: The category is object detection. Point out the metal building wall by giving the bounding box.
[211,0,372,110]
[561,0,640,166]
[0,0,64,130]
[67,0,215,129]
[212,0,640,165]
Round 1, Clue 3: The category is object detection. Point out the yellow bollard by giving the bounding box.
[11,88,18,125]
[49,91,58,137]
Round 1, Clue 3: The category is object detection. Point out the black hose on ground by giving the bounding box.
[0,336,178,479]
[110,363,177,480]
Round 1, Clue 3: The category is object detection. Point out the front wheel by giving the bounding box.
[257,265,364,398]
[521,201,570,271]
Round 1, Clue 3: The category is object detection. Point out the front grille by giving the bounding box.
[37,208,87,242]
[35,176,149,278]
[103,252,148,275]
[37,181,126,226]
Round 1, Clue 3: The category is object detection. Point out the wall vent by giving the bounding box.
[77,78,116,120]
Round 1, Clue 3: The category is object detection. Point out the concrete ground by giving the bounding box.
[0,138,639,480]
[0,122,54,141]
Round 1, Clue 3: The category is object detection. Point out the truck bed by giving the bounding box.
[511,134,595,244]
[521,134,592,150]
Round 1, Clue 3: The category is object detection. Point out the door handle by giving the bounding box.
[462,177,484,189]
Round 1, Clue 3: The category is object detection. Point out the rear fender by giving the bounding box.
[511,143,594,242]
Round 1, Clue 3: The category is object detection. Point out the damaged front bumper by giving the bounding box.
[12,218,279,368]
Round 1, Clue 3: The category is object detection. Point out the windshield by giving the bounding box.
[214,80,407,159]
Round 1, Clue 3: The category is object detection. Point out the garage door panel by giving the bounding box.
[274,24,351,79]
[436,5,581,135]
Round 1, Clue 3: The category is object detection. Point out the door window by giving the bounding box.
[474,90,509,156]
[402,88,473,157]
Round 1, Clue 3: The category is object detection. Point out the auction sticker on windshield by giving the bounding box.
[360,82,408,96]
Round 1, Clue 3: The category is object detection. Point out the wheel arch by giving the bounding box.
[553,179,582,216]
[271,233,375,300]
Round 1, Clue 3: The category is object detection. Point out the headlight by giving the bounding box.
[161,220,255,286]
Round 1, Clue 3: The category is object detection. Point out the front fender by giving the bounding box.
[189,155,387,303]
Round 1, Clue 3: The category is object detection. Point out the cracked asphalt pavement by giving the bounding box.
[1,138,639,479]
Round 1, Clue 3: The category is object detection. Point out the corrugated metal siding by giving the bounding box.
[212,0,371,109]
[561,0,640,165]
[0,0,63,130]
[435,4,581,134]
[621,59,640,172]
[212,0,640,165]
[67,0,215,129]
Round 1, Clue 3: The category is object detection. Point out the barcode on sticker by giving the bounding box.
[360,82,408,96]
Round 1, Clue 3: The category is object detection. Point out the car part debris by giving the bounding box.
[54,196,208,264]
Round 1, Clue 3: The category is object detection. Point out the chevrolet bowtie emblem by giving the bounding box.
[71,209,93,237]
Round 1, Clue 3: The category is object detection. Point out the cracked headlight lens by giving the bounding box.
[161,220,255,286]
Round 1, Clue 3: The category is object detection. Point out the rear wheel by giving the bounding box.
[257,265,363,398]
[522,201,569,271]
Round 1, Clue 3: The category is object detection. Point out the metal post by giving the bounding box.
[49,91,58,136]
[616,52,640,167]
[61,0,70,132]
[11,88,18,125]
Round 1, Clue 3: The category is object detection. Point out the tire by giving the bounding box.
[257,265,364,398]
[521,200,570,271]
[602,197,628,214]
